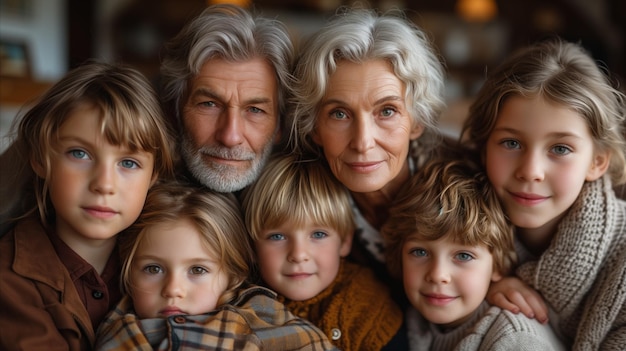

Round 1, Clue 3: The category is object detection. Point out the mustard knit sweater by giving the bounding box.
[278,260,404,351]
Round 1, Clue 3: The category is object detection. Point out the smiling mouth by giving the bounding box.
[510,191,548,206]
[286,273,312,279]
[347,161,381,173]
[422,293,456,306]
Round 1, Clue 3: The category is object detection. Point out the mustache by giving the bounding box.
[197,146,256,161]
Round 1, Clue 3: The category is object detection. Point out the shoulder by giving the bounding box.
[470,307,566,351]
[218,286,338,350]
[327,261,405,350]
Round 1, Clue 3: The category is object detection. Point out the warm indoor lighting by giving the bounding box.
[207,0,251,7]
[456,0,497,22]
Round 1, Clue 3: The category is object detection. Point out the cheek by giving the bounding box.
[402,261,421,290]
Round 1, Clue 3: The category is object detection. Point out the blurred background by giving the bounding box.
[1,0,624,151]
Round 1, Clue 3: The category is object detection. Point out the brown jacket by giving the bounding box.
[0,216,94,351]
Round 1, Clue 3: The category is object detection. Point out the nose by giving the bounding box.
[425,259,451,284]
[287,240,310,263]
[90,163,116,194]
[215,108,244,147]
[162,273,185,299]
[349,113,375,152]
[515,150,545,182]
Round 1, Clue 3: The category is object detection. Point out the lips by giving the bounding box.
[421,292,456,306]
[509,191,548,206]
[285,272,313,280]
[83,206,118,219]
[159,307,185,317]
[346,161,382,173]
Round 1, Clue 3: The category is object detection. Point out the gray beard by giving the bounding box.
[181,135,274,193]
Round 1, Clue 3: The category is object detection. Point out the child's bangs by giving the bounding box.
[96,97,161,154]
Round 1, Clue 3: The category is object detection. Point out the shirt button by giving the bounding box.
[173,316,186,324]
[331,328,341,340]
[92,290,104,299]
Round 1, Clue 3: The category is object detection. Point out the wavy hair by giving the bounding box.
[11,61,176,227]
[290,6,445,156]
[461,39,626,184]
[160,4,295,142]
[119,181,255,307]
[382,158,516,280]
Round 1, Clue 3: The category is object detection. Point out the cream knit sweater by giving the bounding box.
[516,175,626,350]
[406,302,565,350]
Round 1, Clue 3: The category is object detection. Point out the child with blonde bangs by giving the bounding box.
[96,181,338,351]
[0,61,176,351]
[241,153,407,351]
[383,158,565,350]
[461,39,626,349]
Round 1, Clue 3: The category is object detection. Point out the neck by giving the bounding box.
[351,160,411,230]
[516,217,562,256]
[56,230,116,274]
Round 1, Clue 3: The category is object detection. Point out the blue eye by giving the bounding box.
[120,159,139,169]
[502,140,520,149]
[268,233,285,241]
[381,107,395,117]
[69,149,89,160]
[311,231,327,239]
[456,252,474,262]
[249,106,264,114]
[331,110,348,120]
[552,145,572,155]
[409,248,427,257]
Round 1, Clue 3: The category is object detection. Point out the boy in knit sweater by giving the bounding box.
[382,158,565,351]
[241,153,407,351]
[462,39,626,350]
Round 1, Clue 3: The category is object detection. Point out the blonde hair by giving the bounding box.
[242,153,355,243]
[119,181,255,307]
[10,61,176,226]
[461,39,626,185]
[382,158,516,280]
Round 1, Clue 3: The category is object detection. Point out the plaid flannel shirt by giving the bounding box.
[95,285,338,351]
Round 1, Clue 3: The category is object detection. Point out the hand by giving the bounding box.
[487,276,549,324]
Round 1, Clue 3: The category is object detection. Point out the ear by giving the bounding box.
[339,232,354,257]
[491,270,503,283]
[409,123,425,140]
[30,157,45,178]
[273,125,282,145]
[311,129,322,146]
[150,173,159,187]
[585,149,611,181]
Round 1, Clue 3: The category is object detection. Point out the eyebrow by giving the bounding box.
[492,127,585,140]
[320,95,403,109]
[190,87,273,106]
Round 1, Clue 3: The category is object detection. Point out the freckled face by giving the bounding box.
[313,60,423,193]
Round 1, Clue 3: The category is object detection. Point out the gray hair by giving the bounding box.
[160,4,295,136]
[290,7,446,155]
